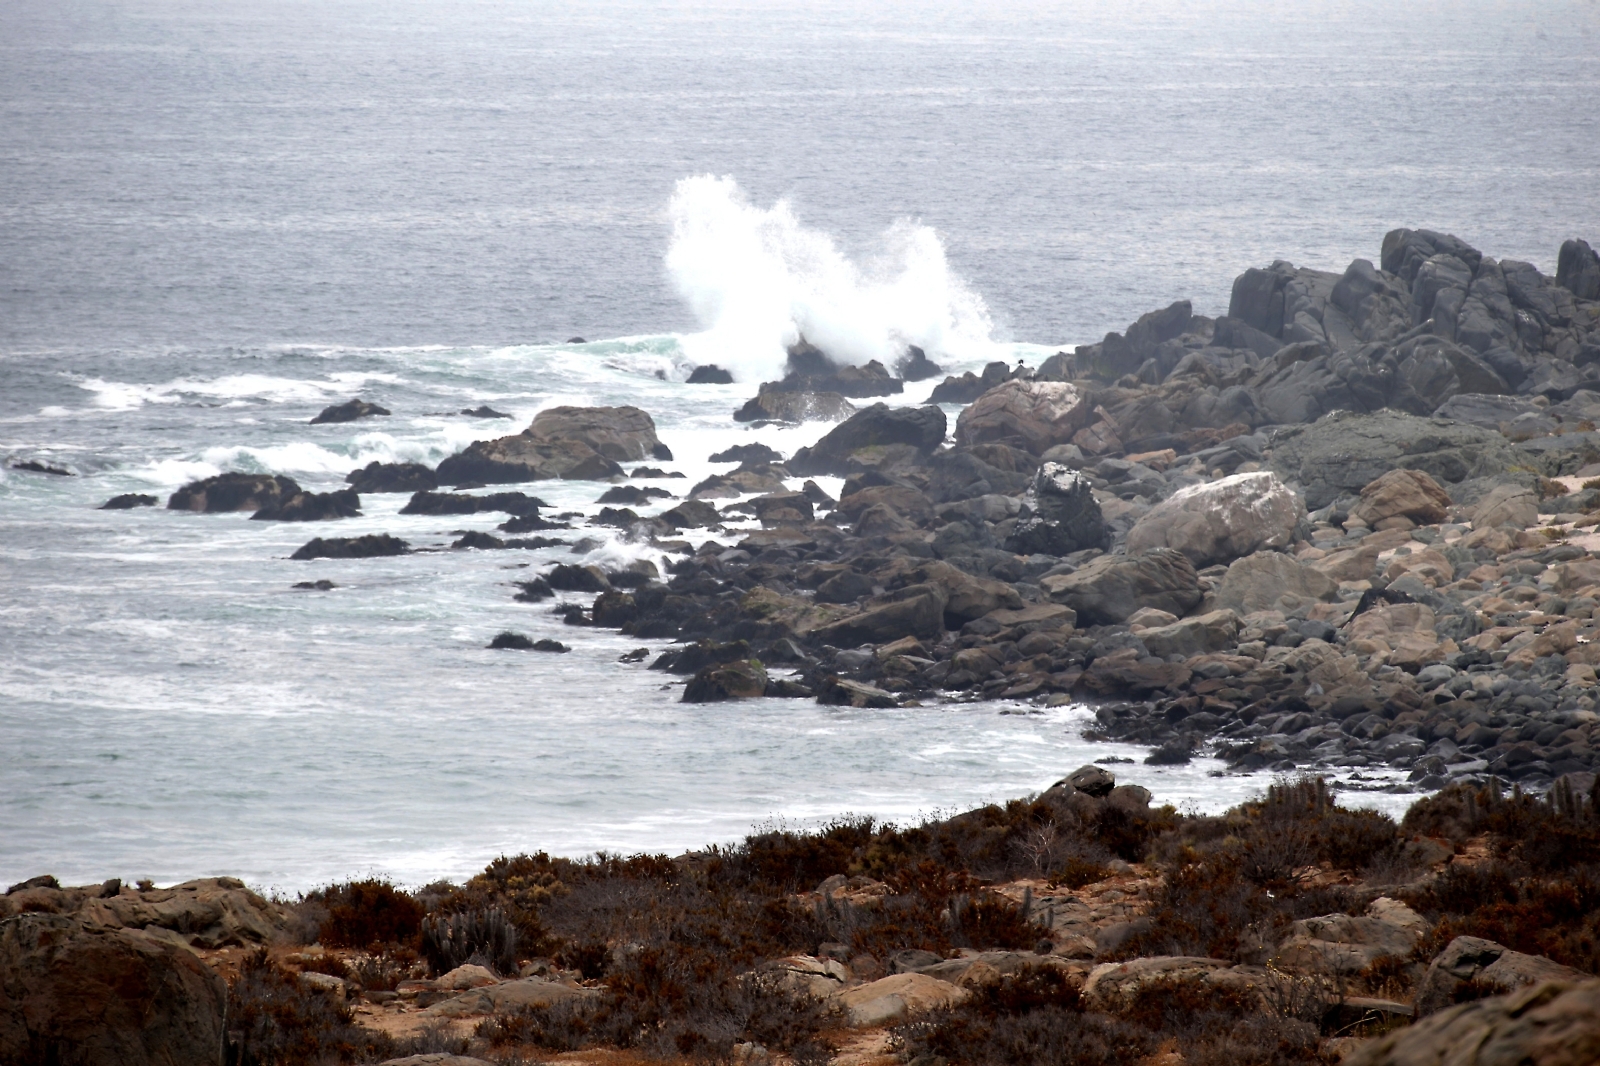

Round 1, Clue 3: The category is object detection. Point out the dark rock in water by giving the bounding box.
[682,659,767,702]
[168,473,301,513]
[344,461,439,493]
[815,676,897,708]
[1145,741,1193,765]
[290,533,408,560]
[597,485,673,505]
[99,494,157,509]
[708,443,783,464]
[0,912,228,1066]
[513,577,554,601]
[546,563,609,592]
[292,580,337,590]
[489,631,535,649]
[533,639,569,652]
[9,460,73,476]
[460,405,512,418]
[688,464,789,500]
[733,388,856,424]
[1042,548,1202,626]
[310,398,390,424]
[592,506,639,527]
[452,531,506,550]
[1005,463,1110,556]
[686,364,734,384]
[658,499,721,528]
[1556,238,1600,301]
[778,340,905,398]
[1267,409,1522,509]
[787,403,948,476]
[400,490,546,516]
[895,345,943,382]
[619,647,649,663]
[566,336,586,344]
[649,639,753,675]
[929,361,1023,404]
[630,466,686,479]
[436,405,666,484]
[498,512,570,533]
[251,488,361,521]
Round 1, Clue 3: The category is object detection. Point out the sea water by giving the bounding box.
[2,0,1598,892]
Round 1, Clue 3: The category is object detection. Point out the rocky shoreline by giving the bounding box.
[107,227,1600,797]
[6,771,1600,1065]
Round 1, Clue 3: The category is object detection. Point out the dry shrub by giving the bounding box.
[1405,861,1600,975]
[421,907,519,976]
[892,966,1149,1066]
[226,948,396,1066]
[314,879,424,950]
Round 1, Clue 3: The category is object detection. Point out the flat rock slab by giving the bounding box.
[833,972,968,1027]
[421,977,596,1017]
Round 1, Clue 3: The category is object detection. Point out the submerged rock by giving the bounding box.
[99,493,158,509]
[310,398,390,424]
[251,488,361,521]
[345,461,439,493]
[290,534,408,560]
[686,364,734,384]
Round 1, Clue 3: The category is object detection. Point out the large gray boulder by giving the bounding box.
[1041,548,1202,626]
[1124,471,1302,567]
[1267,409,1523,509]
[0,913,228,1066]
[1347,979,1600,1066]
[1004,463,1111,556]
[787,404,947,477]
[1416,936,1592,1017]
[952,379,1094,456]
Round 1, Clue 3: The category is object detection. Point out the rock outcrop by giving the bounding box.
[437,406,669,484]
[167,473,301,513]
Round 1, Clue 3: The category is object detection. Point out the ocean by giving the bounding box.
[2,0,1598,892]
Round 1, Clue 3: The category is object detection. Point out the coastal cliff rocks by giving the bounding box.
[0,914,228,1066]
[0,875,295,947]
[682,658,768,702]
[168,472,301,512]
[1125,470,1302,566]
[436,405,669,485]
[346,461,439,493]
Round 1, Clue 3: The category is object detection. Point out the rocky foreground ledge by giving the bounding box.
[5,771,1600,1065]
